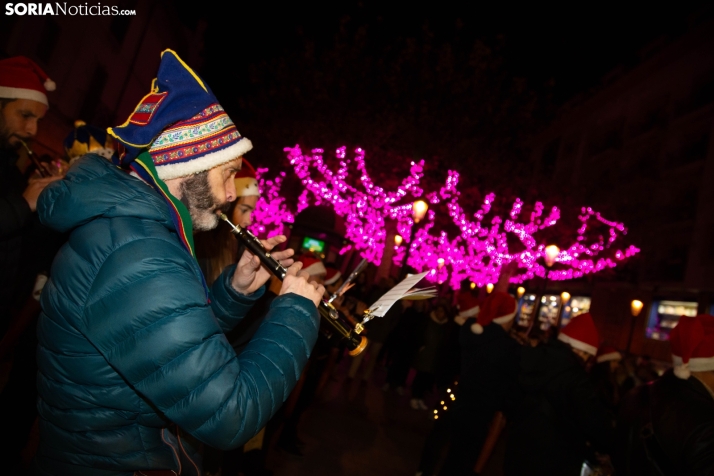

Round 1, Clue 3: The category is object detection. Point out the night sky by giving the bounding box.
[176,2,713,188]
[195,2,710,103]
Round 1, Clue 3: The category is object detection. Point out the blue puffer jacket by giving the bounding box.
[34,154,319,476]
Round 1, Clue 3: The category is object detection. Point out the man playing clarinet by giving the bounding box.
[33,50,324,476]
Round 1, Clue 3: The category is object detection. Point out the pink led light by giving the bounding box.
[401,170,640,288]
[249,168,295,238]
[273,145,640,289]
[284,145,425,264]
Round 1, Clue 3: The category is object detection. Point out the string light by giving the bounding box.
[284,145,425,264]
[274,145,639,289]
[402,170,640,288]
[249,168,295,238]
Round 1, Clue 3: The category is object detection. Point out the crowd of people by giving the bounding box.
[1,50,713,476]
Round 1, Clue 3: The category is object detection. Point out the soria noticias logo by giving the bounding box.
[5,3,137,16]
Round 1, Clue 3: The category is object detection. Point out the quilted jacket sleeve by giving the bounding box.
[81,236,320,450]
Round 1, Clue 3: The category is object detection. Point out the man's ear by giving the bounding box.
[163,176,184,200]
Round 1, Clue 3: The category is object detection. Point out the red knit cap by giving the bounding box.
[324,267,342,285]
[470,291,516,334]
[234,158,259,197]
[558,312,600,356]
[670,314,714,379]
[0,56,55,106]
[596,345,622,364]
[298,256,327,277]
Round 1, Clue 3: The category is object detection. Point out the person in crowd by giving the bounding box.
[324,266,343,295]
[34,50,324,475]
[615,314,714,476]
[0,56,64,474]
[383,299,428,394]
[591,345,632,414]
[347,267,373,302]
[504,312,613,476]
[63,119,118,165]
[431,291,522,476]
[634,354,660,384]
[276,255,330,457]
[410,303,450,410]
[348,277,400,384]
[0,55,59,334]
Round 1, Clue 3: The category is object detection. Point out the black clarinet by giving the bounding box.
[219,213,368,356]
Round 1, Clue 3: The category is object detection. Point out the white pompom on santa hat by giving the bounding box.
[670,314,714,380]
[557,312,600,356]
[298,255,327,277]
[234,158,260,197]
[470,291,516,334]
[596,345,622,364]
[455,292,480,326]
[324,267,341,286]
[0,56,55,107]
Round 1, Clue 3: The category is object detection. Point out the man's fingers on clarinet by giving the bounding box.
[285,262,303,276]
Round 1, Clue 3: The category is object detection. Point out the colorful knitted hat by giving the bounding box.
[106,50,252,269]
[0,56,55,106]
[558,312,600,356]
[298,256,327,277]
[596,345,623,364]
[234,158,259,197]
[471,291,516,334]
[670,314,714,379]
[324,267,342,286]
[109,49,252,180]
[64,120,117,164]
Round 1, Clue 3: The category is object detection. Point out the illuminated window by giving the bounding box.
[517,293,538,327]
[560,296,591,327]
[537,294,561,330]
[646,300,697,341]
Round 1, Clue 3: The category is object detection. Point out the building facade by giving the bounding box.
[527,18,714,362]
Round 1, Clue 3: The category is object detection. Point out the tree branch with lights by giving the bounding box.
[250,145,639,290]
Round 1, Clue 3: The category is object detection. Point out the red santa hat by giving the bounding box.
[455,292,480,326]
[0,56,55,107]
[234,158,260,197]
[557,312,600,356]
[670,314,714,379]
[298,255,327,277]
[470,291,516,334]
[596,345,623,364]
[324,267,342,286]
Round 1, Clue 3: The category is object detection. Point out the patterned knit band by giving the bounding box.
[149,103,252,180]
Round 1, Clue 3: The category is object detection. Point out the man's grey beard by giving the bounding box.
[179,171,228,232]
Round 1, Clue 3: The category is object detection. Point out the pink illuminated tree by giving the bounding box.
[254,145,640,289]
[403,170,640,288]
[249,168,295,238]
[284,145,425,264]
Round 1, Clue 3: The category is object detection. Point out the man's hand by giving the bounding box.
[22,175,61,212]
[231,235,295,295]
[280,262,324,308]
